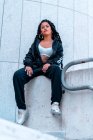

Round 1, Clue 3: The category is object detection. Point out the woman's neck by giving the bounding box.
[43,35,52,42]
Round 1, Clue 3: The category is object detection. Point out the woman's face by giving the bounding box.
[40,22,52,37]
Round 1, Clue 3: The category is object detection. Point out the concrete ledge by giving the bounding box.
[24,76,63,132]
[0,118,62,140]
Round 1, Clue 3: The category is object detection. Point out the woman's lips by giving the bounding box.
[44,30,48,32]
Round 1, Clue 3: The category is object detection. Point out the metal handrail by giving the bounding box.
[62,58,93,91]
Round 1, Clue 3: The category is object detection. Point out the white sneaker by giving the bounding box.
[51,102,61,115]
[16,109,29,125]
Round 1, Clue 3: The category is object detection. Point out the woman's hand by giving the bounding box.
[25,66,33,77]
[42,63,50,73]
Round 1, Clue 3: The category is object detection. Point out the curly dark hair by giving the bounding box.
[34,19,62,43]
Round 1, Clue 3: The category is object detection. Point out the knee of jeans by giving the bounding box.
[13,70,22,80]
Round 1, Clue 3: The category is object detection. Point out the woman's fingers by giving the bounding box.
[25,66,33,76]
[26,69,29,75]
[26,70,31,76]
[42,66,47,73]
[29,70,32,76]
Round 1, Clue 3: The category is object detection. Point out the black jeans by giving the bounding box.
[13,65,62,109]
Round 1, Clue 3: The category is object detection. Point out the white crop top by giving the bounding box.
[38,44,53,57]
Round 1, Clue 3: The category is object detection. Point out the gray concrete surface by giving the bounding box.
[0,118,61,140]
[62,68,93,139]
[24,68,93,140]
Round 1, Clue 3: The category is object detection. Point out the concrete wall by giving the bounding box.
[0,0,93,139]
[62,68,93,139]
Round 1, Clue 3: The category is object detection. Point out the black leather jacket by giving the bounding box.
[23,38,63,69]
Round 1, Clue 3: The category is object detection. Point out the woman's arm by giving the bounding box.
[23,44,34,68]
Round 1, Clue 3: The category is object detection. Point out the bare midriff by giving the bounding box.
[41,55,49,63]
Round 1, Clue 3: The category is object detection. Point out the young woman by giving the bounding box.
[13,19,63,125]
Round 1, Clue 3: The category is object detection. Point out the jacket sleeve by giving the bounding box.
[47,41,63,68]
[23,44,34,67]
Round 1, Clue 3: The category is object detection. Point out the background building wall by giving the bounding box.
[0,0,93,139]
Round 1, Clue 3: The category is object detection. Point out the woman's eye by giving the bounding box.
[46,25,49,28]
[41,26,44,29]
[41,25,49,29]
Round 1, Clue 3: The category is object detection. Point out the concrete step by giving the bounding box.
[47,131,65,140]
[0,118,62,140]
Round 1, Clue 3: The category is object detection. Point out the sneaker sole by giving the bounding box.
[51,110,61,116]
[16,111,29,125]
